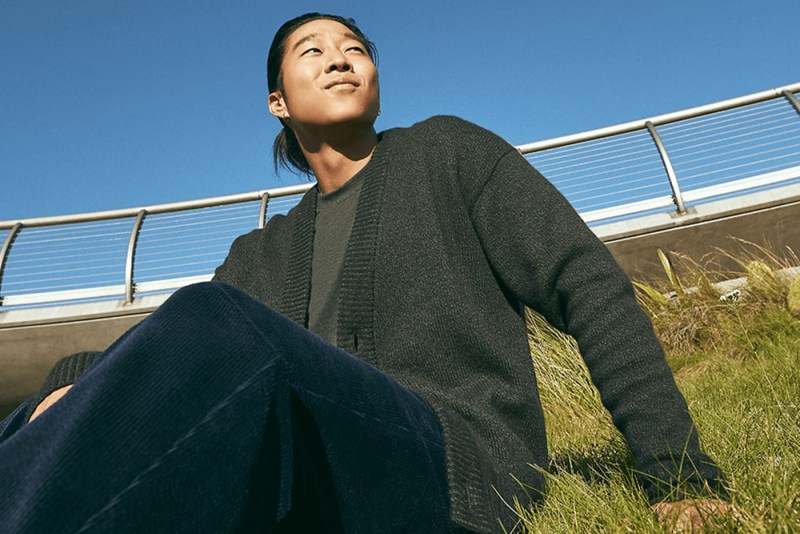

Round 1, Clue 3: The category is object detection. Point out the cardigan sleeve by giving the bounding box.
[468,146,727,503]
[212,213,293,311]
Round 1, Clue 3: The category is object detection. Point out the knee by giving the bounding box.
[146,281,289,364]
[154,282,255,327]
[165,282,283,324]
[144,282,322,379]
[166,281,229,307]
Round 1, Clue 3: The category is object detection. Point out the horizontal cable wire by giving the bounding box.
[5,280,124,294]
[3,268,122,286]
[657,99,788,133]
[135,247,231,266]
[134,235,238,254]
[554,167,665,192]
[662,115,799,153]
[660,120,799,158]
[138,215,256,234]
[572,181,670,205]
[6,244,128,264]
[12,224,133,243]
[533,145,657,177]
[665,123,800,158]
[136,227,253,248]
[670,136,800,170]
[10,230,130,247]
[527,130,654,162]
[681,151,800,186]
[6,258,120,279]
[4,274,123,292]
[690,161,800,185]
[548,160,664,189]
[140,208,258,228]
[134,259,222,274]
[559,173,669,199]
[678,146,800,179]
[266,198,302,209]
[529,137,655,168]
[657,108,789,141]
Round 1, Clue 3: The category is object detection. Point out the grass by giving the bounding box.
[517,243,800,532]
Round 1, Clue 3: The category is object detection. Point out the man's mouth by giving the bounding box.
[325,78,360,90]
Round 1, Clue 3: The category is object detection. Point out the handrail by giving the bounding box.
[0,183,314,230]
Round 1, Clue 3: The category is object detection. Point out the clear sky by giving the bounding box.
[1,0,796,220]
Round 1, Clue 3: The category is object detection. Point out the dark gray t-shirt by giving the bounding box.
[307,171,366,344]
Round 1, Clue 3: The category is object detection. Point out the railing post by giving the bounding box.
[258,192,270,230]
[0,222,23,306]
[646,121,687,214]
[783,90,800,117]
[124,210,147,305]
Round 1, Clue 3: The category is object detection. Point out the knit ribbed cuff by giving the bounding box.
[638,465,730,504]
[25,351,101,422]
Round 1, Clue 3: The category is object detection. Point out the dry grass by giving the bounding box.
[634,241,799,369]
[518,243,800,533]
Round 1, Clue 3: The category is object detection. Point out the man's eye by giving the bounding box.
[346,46,364,54]
[301,47,321,55]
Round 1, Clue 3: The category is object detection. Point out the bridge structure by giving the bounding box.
[2,82,800,414]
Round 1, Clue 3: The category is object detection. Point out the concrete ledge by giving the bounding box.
[0,292,172,329]
[593,182,800,242]
[599,186,800,280]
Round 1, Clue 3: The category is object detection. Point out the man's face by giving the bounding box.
[268,19,380,132]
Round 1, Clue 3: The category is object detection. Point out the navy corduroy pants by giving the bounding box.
[0,282,452,533]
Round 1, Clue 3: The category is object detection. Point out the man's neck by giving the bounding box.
[297,125,378,194]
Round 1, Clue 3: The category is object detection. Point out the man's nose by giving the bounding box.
[326,52,352,73]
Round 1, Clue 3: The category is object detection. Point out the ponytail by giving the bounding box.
[272,124,311,176]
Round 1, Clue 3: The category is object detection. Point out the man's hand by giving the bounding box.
[652,498,739,533]
[28,385,73,422]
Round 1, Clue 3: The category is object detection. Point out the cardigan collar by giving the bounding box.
[278,132,393,362]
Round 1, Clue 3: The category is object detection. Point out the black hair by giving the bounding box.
[267,13,378,175]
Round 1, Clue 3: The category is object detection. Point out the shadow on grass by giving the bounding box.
[548,442,635,486]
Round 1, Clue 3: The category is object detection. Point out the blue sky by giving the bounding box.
[1,0,796,220]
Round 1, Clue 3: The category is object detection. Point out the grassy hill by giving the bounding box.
[520,245,800,532]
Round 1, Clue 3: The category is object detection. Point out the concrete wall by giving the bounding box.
[605,200,800,281]
[0,296,167,417]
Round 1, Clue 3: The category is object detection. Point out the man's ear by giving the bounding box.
[268,91,288,119]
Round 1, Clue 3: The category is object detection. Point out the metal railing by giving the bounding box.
[0,185,312,309]
[2,82,799,311]
[519,83,800,224]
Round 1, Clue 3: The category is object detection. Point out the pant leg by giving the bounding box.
[0,282,451,533]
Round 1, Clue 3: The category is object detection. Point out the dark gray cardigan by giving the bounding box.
[213,116,725,533]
